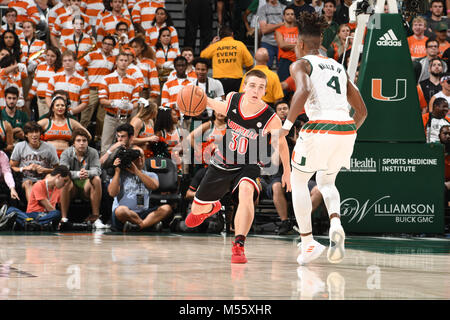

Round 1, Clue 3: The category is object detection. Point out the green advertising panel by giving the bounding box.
[356,13,425,143]
[336,142,444,233]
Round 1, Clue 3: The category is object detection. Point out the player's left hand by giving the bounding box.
[282,171,291,193]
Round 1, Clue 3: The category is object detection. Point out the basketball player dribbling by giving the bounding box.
[185,69,292,264]
[280,12,367,265]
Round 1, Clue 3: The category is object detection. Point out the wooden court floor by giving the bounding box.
[0,231,448,300]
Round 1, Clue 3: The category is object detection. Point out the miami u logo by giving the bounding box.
[150,159,167,169]
[371,78,407,102]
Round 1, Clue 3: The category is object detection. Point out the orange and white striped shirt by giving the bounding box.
[126,63,145,92]
[61,33,96,60]
[0,64,27,105]
[135,57,160,98]
[81,0,104,26]
[161,76,194,109]
[0,24,24,40]
[28,62,61,99]
[98,70,140,115]
[96,12,135,47]
[77,48,116,87]
[168,68,197,83]
[20,37,46,66]
[8,0,40,25]
[48,2,69,33]
[131,1,164,33]
[51,12,92,39]
[155,45,180,69]
[146,25,179,51]
[46,71,90,110]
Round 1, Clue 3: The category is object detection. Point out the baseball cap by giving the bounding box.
[436,22,448,32]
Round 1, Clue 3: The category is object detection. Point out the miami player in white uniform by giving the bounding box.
[280,12,367,265]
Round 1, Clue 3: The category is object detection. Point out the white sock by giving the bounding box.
[291,169,315,235]
[330,217,341,229]
[301,234,314,250]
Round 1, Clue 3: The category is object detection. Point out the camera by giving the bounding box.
[115,146,142,169]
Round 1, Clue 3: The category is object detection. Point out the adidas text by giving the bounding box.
[376,39,402,47]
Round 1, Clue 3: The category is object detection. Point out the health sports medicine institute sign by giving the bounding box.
[336,13,444,233]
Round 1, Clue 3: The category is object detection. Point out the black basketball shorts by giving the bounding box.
[194,164,261,204]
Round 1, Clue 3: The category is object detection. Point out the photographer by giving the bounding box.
[107,145,172,232]
[100,123,135,171]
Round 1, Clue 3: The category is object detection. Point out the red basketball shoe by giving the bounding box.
[231,242,248,264]
[185,200,222,228]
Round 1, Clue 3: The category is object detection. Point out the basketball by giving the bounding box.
[176,85,207,116]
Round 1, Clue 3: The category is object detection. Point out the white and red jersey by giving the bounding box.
[77,48,116,88]
[96,12,135,47]
[146,24,179,51]
[28,62,62,99]
[51,11,92,39]
[161,76,194,109]
[98,70,140,116]
[131,0,164,33]
[20,37,46,66]
[46,71,90,109]
[8,0,40,25]
[61,33,96,60]
[135,57,160,98]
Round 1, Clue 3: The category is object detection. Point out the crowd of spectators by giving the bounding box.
[0,0,448,235]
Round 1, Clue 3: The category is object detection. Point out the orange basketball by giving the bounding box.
[176,85,207,116]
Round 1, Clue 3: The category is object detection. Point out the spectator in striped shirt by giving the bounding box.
[81,0,106,27]
[27,46,63,118]
[168,47,197,82]
[77,35,116,133]
[155,27,180,83]
[50,0,92,49]
[20,20,47,101]
[48,0,70,34]
[60,15,97,60]
[98,51,140,154]
[130,36,160,101]
[45,50,90,116]
[112,21,131,55]
[161,56,194,111]
[123,47,145,94]
[145,7,179,52]
[0,53,28,115]
[131,0,164,35]
[8,0,41,26]
[0,30,22,64]
[0,8,24,40]
[96,0,135,48]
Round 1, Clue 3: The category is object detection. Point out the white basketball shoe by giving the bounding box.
[327,224,346,264]
[297,240,326,265]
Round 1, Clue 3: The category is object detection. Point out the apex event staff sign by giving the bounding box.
[336,142,444,233]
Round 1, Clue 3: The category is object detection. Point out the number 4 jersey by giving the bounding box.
[302,55,353,122]
[211,92,277,171]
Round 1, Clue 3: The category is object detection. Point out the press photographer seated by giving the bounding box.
[108,145,172,232]
[100,123,135,172]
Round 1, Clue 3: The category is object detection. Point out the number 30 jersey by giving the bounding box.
[211,92,277,171]
[302,55,352,121]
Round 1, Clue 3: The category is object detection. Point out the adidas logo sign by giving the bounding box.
[376,29,402,47]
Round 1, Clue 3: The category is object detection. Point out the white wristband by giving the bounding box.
[20,167,23,173]
[107,149,112,155]
[282,119,293,131]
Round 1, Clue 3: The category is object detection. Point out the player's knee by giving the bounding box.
[238,181,255,200]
